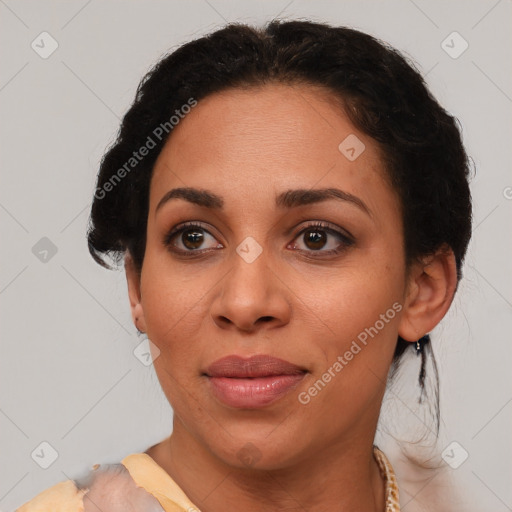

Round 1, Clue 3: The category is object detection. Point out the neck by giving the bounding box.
[147,426,385,512]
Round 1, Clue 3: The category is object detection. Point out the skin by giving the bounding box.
[125,83,457,512]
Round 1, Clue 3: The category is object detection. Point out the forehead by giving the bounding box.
[150,83,397,216]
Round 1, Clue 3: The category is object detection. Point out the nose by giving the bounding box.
[210,245,291,333]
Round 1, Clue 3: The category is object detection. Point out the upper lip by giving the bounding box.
[205,355,306,378]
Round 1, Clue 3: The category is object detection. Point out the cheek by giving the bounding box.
[331,277,402,345]
[139,261,209,413]
[302,255,405,389]
[139,258,209,366]
[292,270,404,445]
[308,253,404,340]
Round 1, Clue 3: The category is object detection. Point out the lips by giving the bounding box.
[204,355,307,408]
[206,354,305,378]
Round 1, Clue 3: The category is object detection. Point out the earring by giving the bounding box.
[134,317,145,334]
[415,334,430,355]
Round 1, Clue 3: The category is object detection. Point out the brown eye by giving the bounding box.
[303,228,328,250]
[290,221,354,256]
[181,228,205,250]
[163,222,223,254]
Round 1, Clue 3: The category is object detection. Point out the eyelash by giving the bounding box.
[163,221,355,258]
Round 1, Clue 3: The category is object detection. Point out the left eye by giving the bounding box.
[289,222,354,255]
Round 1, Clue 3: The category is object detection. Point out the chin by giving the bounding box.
[202,428,306,472]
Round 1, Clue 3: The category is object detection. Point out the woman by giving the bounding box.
[17,19,472,512]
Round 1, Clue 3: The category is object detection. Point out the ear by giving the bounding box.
[398,245,458,342]
[124,252,147,333]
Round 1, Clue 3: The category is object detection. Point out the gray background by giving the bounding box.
[1,1,511,511]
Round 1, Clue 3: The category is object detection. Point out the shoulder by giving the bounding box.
[16,479,86,512]
[16,453,197,512]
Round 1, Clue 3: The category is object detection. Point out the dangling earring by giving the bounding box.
[415,334,430,355]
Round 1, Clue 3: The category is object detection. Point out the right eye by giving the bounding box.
[163,222,223,255]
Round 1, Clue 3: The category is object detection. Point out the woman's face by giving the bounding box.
[131,83,412,469]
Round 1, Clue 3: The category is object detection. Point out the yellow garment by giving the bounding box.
[16,446,399,511]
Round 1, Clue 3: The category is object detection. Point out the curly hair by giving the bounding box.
[87,20,473,431]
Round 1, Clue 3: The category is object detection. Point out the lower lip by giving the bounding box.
[207,374,305,408]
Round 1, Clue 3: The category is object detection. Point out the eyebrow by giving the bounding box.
[155,187,371,216]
